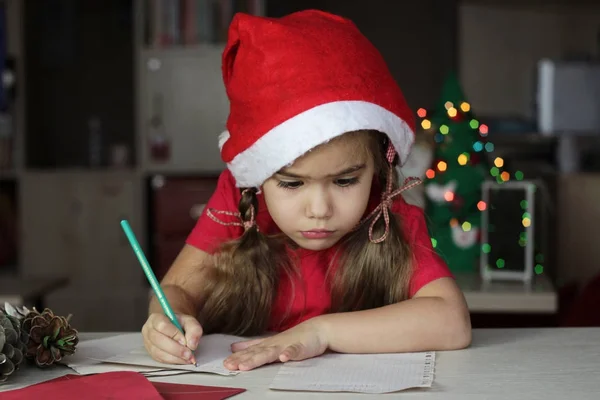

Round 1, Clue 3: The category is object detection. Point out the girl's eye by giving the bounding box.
[277,180,303,190]
[336,177,359,187]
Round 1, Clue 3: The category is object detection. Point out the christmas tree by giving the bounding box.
[421,73,492,273]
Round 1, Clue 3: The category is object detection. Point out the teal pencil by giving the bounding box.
[120,220,197,367]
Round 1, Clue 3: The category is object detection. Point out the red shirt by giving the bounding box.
[186,169,453,331]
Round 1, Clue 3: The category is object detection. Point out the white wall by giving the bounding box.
[459,4,600,118]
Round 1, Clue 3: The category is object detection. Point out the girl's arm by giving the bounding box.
[149,244,213,317]
[143,244,211,365]
[315,277,472,353]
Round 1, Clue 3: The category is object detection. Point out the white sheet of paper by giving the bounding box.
[64,333,164,375]
[269,351,435,393]
[142,370,194,377]
[67,363,164,376]
[0,364,74,393]
[97,333,245,376]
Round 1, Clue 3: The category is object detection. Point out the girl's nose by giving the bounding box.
[306,188,333,219]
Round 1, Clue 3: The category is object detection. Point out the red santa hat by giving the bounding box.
[219,9,415,188]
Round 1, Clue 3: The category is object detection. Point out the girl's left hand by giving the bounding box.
[223,318,329,371]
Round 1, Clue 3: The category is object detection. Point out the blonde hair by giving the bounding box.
[198,131,413,335]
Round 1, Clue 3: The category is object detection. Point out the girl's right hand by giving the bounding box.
[142,313,203,365]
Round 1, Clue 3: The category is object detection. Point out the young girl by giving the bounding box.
[142,9,471,371]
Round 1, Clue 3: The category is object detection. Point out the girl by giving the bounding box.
[142,9,471,371]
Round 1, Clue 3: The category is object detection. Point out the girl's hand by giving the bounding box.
[142,313,203,365]
[223,318,329,371]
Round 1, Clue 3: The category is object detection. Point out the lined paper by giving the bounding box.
[269,351,435,393]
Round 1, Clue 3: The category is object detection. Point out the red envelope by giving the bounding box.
[0,371,163,400]
[152,381,245,400]
[1,372,246,400]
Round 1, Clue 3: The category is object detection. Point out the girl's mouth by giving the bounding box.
[300,230,335,239]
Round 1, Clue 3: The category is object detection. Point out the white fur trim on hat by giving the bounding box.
[219,100,414,188]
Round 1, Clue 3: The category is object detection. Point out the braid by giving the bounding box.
[329,131,414,311]
[199,187,294,335]
[238,188,259,233]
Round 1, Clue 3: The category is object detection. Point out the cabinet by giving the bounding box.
[19,183,150,332]
[134,0,266,173]
[18,170,149,331]
[138,46,228,173]
[24,0,135,169]
[20,171,144,288]
[150,175,218,280]
[45,287,151,332]
[19,173,76,280]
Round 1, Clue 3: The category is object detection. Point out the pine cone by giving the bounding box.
[3,303,32,321]
[3,303,31,351]
[22,308,79,368]
[0,308,26,385]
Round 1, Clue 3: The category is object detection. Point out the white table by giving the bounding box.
[455,272,557,313]
[69,328,598,399]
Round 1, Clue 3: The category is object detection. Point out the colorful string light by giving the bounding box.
[477,200,487,211]
[479,124,489,136]
[417,99,544,274]
[515,171,524,181]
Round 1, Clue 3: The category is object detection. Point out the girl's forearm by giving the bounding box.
[148,284,199,317]
[315,296,471,354]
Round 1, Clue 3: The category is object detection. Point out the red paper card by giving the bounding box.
[152,381,245,400]
[1,372,246,400]
[1,371,163,400]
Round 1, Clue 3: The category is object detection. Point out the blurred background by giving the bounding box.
[1,0,599,332]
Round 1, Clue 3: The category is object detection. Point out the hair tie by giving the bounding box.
[206,207,258,232]
[206,188,258,232]
[356,141,422,243]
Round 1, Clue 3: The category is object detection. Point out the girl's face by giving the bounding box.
[262,133,375,251]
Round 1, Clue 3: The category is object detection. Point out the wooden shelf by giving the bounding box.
[456,272,557,314]
[140,42,226,57]
[138,0,266,53]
